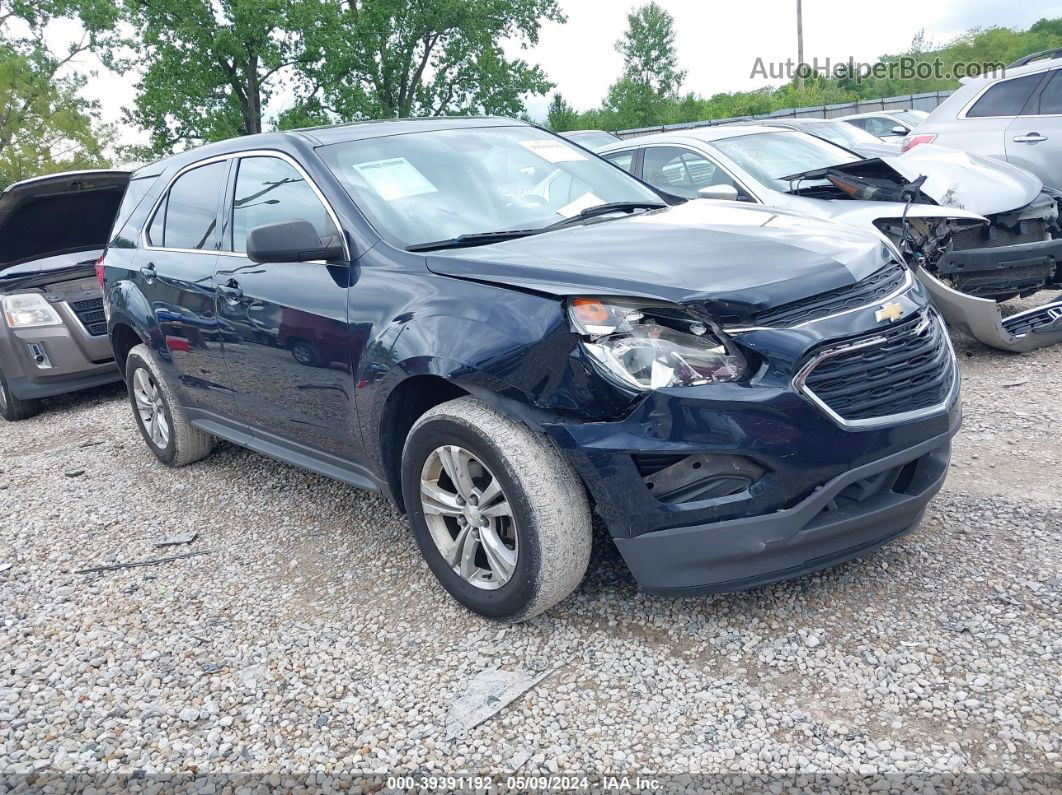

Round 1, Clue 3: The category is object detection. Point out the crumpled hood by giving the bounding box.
[885,144,1042,216]
[425,201,892,323]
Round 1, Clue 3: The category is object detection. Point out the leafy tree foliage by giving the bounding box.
[545,93,578,131]
[601,2,685,130]
[297,0,563,121]
[0,1,112,188]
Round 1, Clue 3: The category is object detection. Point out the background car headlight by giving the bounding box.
[568,297,746,390]
[2,294,63,329]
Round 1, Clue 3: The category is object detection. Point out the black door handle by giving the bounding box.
[217,279,243,302]
[140,262,157,282]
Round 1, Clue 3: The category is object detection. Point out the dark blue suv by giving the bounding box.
[101,117,960,621]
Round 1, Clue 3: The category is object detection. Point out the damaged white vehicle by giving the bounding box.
[598,127,1062,352]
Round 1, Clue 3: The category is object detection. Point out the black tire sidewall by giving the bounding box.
[402,417,542,621]
[0,368,39,421]
[125,350,178,464]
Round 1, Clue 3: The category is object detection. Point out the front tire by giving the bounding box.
[401,397,592,622]
[125,344,213,466]
[0,368,40,422]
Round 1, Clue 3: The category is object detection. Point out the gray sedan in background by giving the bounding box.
[597,126,1062,352]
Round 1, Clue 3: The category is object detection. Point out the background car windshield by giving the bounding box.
[711,131,860,192]
[802,121,884,148]
[320,126,661,247]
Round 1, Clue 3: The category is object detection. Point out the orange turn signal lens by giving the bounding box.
[571,298,610,325]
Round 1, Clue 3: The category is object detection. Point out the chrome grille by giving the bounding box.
[750,260,909,328]
[796,312,955,427]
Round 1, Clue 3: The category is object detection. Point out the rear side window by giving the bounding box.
[231,157,335,253]
[148,161,226,249]
[967,74,1042,118]
[1035,69,1062,115]
[109,176,153,245]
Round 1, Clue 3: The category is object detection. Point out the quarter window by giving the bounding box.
[149,161,226,249]
[967,74,1042,118]
[603,151,635,173]
[231,157,335,254]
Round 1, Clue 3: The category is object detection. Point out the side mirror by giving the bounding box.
[697,184,740,201]
[246,219,344,264]
[891,126,909,136]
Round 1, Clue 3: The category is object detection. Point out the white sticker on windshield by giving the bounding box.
[556,192,604,217]
[351,157,438,201]
[519,139,588,163]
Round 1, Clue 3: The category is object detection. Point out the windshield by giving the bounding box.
[795,121,884,148]
[319,126,660,248]
[710,131,861,192]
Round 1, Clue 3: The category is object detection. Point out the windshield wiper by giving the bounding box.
[544,201,667,230]
[406,202,668,252]
[406,229,540,252]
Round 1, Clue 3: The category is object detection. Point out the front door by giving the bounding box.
[214,154,357,459]
[139,159,234,417]
[1005,68,1062,189]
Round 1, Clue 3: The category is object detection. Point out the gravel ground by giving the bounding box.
[1,321,1060,791]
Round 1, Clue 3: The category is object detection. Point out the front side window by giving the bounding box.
[231,157,336,253]
[641,147,736,199]
[318,126,662,248]
[711,131,859,193]
[861,116,900,137]
[967,74,1042,118]
[150,161,226,250]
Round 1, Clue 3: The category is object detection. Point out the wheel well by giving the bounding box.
[110,323,142,379]
[381,374,468,512]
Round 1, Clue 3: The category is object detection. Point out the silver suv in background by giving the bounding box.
[0,171,128,420]
[905,53,1062,189]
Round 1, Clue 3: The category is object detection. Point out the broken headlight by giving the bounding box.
[567,297,746,390]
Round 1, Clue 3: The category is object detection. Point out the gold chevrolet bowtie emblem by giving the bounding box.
[875,302,904,323]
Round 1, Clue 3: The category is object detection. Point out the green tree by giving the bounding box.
[603,2,685,129]
[545,93,578,131]
[87,0,317,154]
[298,0,563,121]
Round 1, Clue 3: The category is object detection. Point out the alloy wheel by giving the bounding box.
[419,444,518,590]
[132,367,170,449]
[0,383,7,412]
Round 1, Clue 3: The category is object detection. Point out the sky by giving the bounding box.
[42,0,1062,147]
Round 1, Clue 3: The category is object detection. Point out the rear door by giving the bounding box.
[213,153,356,458]
[1005,68,1062,188]
[139,159,234,416]
[952,73,1046,166]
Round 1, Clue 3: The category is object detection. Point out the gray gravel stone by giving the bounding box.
[0,319,1060,781]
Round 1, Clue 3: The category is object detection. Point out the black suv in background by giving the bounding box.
[102,118,960,621]
[0,171,128,420]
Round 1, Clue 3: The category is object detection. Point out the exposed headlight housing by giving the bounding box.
[2,294,63,329]
[568,297,746,390]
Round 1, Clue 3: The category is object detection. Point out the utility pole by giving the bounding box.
[796,0,805,90]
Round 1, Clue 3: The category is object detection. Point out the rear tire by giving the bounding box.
[401,396,592,622]
[0,368,40,421]
[125,344,213,466]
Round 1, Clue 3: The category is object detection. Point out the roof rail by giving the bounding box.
[1008,49,1062,68]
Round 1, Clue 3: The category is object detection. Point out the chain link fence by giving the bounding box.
[614,90,955,139]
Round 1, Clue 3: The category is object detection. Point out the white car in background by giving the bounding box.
[598,126,1062,352]
[840,109,929,142]
[903,51,1062,190]
[727,117,902,157]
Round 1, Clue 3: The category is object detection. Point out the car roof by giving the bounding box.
[133,116,535,177]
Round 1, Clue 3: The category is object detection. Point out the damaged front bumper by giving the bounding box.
[916,265,1062,353]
